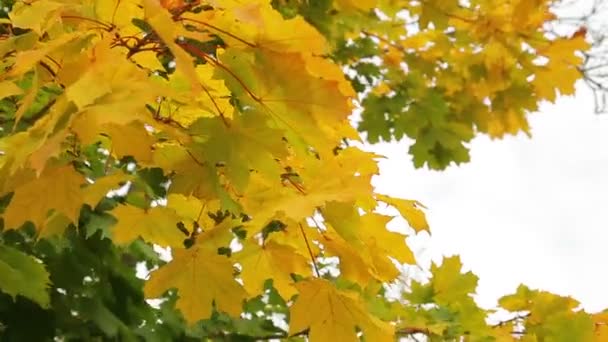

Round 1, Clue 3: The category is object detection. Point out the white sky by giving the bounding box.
[369,81,608,313]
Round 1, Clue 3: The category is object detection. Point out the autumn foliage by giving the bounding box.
[0,0,604,340]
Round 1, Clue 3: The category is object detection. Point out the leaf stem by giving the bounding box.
[298,223,320,277]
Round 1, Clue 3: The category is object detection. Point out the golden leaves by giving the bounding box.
[0,0,592,340]
[498,285,595,341]
[364,0,588,147]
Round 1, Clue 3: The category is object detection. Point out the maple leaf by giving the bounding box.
[0,244,51,308]
[182,1,327,54]
[289,279,394,341]
[82,173,133,207]
[8,0,63,35]
[431,256,479,306]
[376,194,429,233]
[216,47,354,154]
[187,112,287,192]
[110,205,185,247]
[144,244,247,323]
[8,32,85,78]
[63,38,160,112]
[101,122,156,163]
[2,165,84,230]
[142,0,201,94]
[0,80,23,99]
[235,240,311,299]
[499,285,595,341]
[322,202,415,282]
[317,230,376,284]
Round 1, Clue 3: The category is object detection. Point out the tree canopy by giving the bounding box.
[0,0,604,341]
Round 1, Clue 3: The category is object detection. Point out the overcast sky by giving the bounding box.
[369,81,608,313]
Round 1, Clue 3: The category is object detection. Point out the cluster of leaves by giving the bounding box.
[0,0,602,341]
[273,0,589,168]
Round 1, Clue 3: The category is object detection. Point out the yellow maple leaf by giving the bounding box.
[188,1,327,55]
[359,213,416,264]
[241,158,372,233]
[142,0,201,93]
[166,194,204,223]
[486,108,530,138]
[13,69,39,126]
[289,279,394,341]
[323,204,415,282]
[9,0,63,35]
[8,32,83,78]
[64,38,158,111]
[0,80,23,99]
[512,0,551,30]
[102,122,156,163]
[539,35,589,67]
[376,194,429,233]
[130,50,164,71]
[82,173,133,207]
[153,144,219,200]
[195,64,234,120]
[235,240,311,299]
[110,205,185,247]
[593,312,608,340]
[217,47,353,154]
[533,34,589,101]
[2,165,84,230]
[92,0,143,34]
[533,64,580,102]
[145,244,247,323]
[267,218,322,259]
[318,231,374,284]
[195,218,238,253]
[28,131,66,176]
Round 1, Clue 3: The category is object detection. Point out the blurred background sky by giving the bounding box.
[369,81,608,313]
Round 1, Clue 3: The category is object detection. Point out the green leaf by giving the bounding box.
[0,244,50,307]
[431,256,478,306]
